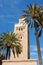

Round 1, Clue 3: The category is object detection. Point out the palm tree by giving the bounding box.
[0,32,22,59]
[0,40,5,65]
[0,54,5,65]
[22,3,43,65]
[0,39,4,57]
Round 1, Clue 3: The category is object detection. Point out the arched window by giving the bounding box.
[21,36,22,39]
[19,28,20,31]
[20,27,23,31]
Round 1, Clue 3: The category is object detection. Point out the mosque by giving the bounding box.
[2,17,37,65]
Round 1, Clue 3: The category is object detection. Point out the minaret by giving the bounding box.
[10,17,29,60]
[3,18,37,65]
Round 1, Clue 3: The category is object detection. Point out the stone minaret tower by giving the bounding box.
[2,18,37,65]
[10,17,29,60]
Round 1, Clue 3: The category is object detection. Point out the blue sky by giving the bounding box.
[0,0,43,64]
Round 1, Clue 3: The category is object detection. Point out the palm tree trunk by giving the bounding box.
[35,31,42,65]
[6,47,10,59]
[12,47,15,58]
